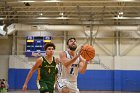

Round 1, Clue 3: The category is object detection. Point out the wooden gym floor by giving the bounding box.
[7,90,139,93]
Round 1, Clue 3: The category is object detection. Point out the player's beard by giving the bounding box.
[69,45,77,51]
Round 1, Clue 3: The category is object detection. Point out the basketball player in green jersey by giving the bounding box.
[22,42,59,93]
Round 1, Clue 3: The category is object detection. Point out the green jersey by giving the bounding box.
[37,56,56,93]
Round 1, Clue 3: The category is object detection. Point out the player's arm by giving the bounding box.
[59,51,80,68]
[79,56,88,74]
[55,58,60,64]
[22,57,43,91]
[55,57,60,78]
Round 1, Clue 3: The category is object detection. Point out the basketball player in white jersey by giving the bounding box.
[57,37,88,93]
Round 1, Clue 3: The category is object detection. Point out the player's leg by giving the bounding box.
[61,87,70,93]
[57,80,70,93]
[67,81,79,93]
[58,86,70,93]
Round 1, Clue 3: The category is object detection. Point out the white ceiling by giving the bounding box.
[0,0,140,25]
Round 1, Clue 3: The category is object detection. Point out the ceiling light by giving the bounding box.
[59,12,64,16]
[40,13,43,16]
[44,0,60,2]
[116,0,135,1]
[36,17,49,19]
[57,17,69,19]
[118,12,123,18]
[0,18,4,20]
[36,17,65,19]
[119,12,123,15]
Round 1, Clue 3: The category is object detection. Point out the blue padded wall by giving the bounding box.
[8,69,140,92]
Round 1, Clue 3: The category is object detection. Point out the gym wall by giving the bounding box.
[1,24,140,91]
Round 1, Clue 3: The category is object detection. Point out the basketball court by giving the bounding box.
[6,90,140,93]
[0,0,140,93]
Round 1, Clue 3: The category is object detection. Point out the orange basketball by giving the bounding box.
[81,45,95,61]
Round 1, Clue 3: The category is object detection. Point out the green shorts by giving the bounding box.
[37,80,54,93]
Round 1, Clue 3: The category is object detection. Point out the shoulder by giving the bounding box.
[59,51,66,56]
[32,57,43,68]
[36,57,43,63]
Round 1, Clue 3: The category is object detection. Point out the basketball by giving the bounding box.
[81,45,95,61]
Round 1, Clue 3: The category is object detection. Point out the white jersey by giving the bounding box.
[58,51,80,82]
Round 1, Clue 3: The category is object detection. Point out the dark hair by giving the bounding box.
[66,37,76,45]
[44,42,55,50]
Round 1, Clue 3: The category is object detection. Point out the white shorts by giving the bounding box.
[57,79,79,93]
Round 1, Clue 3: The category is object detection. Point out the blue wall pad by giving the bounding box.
[8,69,140,92]
[78,70,114,90]
[8,69,38,89]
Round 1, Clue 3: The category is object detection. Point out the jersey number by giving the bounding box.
[70,67,74,75]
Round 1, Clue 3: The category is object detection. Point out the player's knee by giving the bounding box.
[61,87,70,93]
